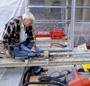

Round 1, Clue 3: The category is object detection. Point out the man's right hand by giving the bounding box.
[6,50,11,57]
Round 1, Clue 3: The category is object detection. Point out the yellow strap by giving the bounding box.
[82,64,90,71]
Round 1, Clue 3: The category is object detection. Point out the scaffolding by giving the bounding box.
[27,0,90,52]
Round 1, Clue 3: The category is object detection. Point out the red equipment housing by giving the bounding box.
[67,69,90,86]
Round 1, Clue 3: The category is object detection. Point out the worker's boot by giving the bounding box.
[34,71,41,75]
[34,68,48,75]
[40,68,48,72]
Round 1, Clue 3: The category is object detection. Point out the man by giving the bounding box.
[2,12,47,75]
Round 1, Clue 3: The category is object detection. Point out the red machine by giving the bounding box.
[23,68,90,86]
[67,69,90,86]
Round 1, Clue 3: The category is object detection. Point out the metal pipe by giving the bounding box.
[28,6,66,8]
[40,48,72,51]
[33,21,90,23]
[76,6,90,8]
[16,52,90,57]
[71,0,76,51]
[75,20,90,22]
[33,22,65,23]
[75,22,90,23]
[28,5,90,8]
[66,6,90,8]
[65,0,68,34]
[35,20,65,22]
[19,51,90,56]
[34,20,90,22]
[61,0,65,28]
[49,52,90,56]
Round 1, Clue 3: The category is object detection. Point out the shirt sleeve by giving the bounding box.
[2,23,13,50]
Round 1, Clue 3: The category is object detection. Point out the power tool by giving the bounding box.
[23,68,90,86]
[66,68,90,86]
[8,42,67,58]
[8,42,41,58]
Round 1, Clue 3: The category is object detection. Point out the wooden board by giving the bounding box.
[0,57,90,68]
[29,76,48,86]
[0,40,90,68]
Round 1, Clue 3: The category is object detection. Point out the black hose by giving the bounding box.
[23,70,69,86]
[23,67,32,84]
[23,74,66,86]
[38,75,65,83]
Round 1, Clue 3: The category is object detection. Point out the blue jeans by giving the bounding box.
[20,42,41,73]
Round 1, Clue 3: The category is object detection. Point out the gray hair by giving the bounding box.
[23,12,35,21]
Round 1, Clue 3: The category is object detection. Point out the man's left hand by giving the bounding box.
[31,46,36,53]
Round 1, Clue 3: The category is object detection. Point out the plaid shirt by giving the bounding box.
[2,16,36,50]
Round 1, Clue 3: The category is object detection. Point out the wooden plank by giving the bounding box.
[0,57,90,68]
[29,76,48,86]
